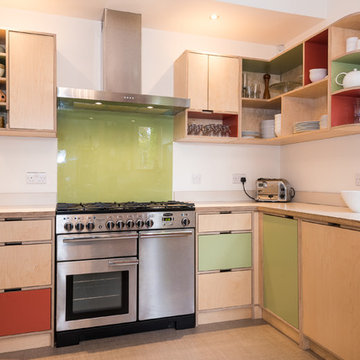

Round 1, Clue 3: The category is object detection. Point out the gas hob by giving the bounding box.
[56,201,195,234]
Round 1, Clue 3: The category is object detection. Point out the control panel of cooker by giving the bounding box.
[56,211,195,234]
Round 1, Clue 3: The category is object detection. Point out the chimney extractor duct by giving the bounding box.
[103,9,141,93]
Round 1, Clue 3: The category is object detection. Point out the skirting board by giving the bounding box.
[197,307,252,325]
[0,332,52,354]
[262,309,300,344]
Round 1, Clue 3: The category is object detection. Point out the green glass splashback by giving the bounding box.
[57,109,173,203]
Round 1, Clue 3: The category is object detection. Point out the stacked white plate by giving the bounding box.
[274,114,281,137]
[294,121,320,133]
[242,130,260,139]
[261,119,275,138]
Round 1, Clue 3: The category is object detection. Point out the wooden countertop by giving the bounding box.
[0,205,56,218]
[195,201,360,228]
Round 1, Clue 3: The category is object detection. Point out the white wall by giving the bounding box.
[0,6,279,202]
[280,135,360,192]
[142,28,277,96]
[173,143,280,192]
[0,137,57,192]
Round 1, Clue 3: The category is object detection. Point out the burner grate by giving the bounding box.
[56,201,194,214]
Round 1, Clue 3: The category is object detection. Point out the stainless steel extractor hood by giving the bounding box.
[57,87,189,116]
[57,9,189,115]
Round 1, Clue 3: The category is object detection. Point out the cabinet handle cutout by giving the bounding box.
[4,288,21,292]
[220,269,231,272]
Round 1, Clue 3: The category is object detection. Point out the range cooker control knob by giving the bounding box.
[106,220,115,230]
[86,222,95,231]
[64,222,73,231]
[75,222,85,231]
[126,219,135,228]
[145,219,154,228]
[181,218,190,226]
[116,220,125,229]
[136,219,144,228]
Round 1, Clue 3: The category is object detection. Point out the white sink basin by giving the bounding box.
[341,191,360,213]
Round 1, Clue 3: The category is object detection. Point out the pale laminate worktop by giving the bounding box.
[195,201,360,228]
[0,205,55,218]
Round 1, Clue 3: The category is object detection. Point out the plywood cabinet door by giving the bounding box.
[263,214,298,328]
[8,31,56,131]
[0,289,51,336]
[198,233,252,271]
[0,244,52,289]
[187,52,208,111]
[301,222,360,360]
[209,55,239,113]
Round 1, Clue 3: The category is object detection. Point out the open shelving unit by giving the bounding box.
[173,13,360,145]
[0,29,7,129]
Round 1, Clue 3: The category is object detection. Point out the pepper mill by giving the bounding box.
[263,73,271,99]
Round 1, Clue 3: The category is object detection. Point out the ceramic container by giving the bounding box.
[341,191,360,212]
[309,68,327,82]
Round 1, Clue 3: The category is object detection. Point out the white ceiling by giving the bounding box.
[0,0,326,45]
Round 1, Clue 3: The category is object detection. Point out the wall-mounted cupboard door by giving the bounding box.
[8,31,56,132]
[208,55,239,113]
[187,52,208,111]
[263,214,298,329]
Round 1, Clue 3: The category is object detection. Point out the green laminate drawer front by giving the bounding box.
[198,233,252,271]
[263,214,299,329]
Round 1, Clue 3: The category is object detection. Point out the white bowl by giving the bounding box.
[0,64,4,78]
[341,191,360,212]
[309,68,327,82]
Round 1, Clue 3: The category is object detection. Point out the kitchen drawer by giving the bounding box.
[0,219,52,243]
[198,233,252,271]
[0,244,52,289]
[0,288,51,336]
[198,213,251,233]
[198,270,252,310]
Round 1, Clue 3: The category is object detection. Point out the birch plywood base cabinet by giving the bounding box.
[0,29,56,137]
[0,215,54,354]
[196,211,253,324]
[301,221,360,360]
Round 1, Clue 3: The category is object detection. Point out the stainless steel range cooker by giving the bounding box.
[55,201,195,347]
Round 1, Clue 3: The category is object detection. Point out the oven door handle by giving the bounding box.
[139,230,193,238]
[63,235,138,243]
[108,259,139,266]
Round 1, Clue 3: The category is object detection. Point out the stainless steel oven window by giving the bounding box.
[66,271,129,320]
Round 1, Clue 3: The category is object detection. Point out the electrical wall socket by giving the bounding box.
[356,173,360,186]
[192,173,202,184]
[232,173,246,184]
[26,172,47,184]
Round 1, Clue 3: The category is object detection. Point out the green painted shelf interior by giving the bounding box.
[331,60,360,93]
[198,233,252,271]
[57,109,174,203]
[263,214,299,329]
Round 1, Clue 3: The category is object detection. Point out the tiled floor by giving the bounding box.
[0,320,320,360]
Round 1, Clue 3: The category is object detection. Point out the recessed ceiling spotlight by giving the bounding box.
[95,101,102,105]
[210,14,219,20]
[147,106,154,109]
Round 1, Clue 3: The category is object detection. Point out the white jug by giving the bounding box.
[335,68,360,88]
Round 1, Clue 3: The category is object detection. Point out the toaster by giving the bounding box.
[256,178,295,202]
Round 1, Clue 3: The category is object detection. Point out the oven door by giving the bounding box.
[56,257,138,331]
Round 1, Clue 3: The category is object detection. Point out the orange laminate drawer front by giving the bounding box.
[0,288,51,336]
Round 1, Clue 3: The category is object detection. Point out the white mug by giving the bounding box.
[346,36,358,52]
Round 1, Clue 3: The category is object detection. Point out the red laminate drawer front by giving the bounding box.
[0,288,51,336]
